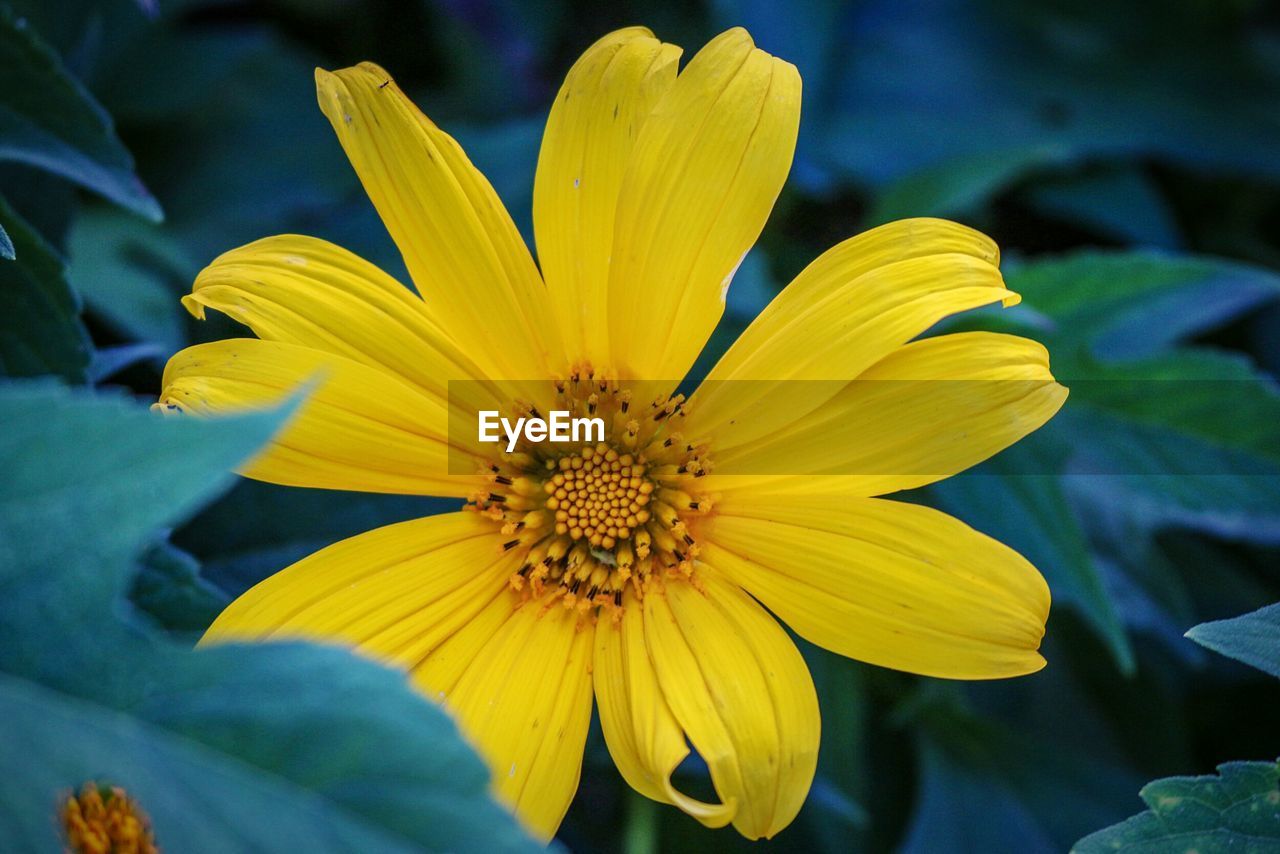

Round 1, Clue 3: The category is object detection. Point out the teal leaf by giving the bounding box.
[0,196,90,381]
[66,206,195,352]
[1185,603,1280,679]
[1006,252,1280,360]
[867,144,1072,227]
[0,384,541,852]
[0,219,12,259]
[1072,761,1280,853]
[1023,166,1182,249]
[0,6,160,220]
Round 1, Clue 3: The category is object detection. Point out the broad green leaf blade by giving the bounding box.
[0,197,90,381]
[0,6,160,220]
[1006,253,1280,360]
[0,674,421,854]
[1072,761,1280,853]
[1186,603,1280,679]
[0,384,542,853]
[867,144,1071,227]
[66,207,195,352]
[0,383,288,592]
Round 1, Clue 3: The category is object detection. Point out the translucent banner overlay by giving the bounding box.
[442,379,1280,477]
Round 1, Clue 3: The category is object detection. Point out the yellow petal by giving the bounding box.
[708,332,1067,495]
[534,28,680,365]
[593,606,735,828]
[703,493,1051,679]
[689,218,1016,450]
[316,63,559,381]
[202,511,509,665]
[182,234,493,399]
[414,599,595,843]
[642,573,819,839]
[607,28,801,383]
[160,338,477,496]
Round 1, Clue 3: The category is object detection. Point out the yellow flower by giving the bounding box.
[160,27,1066,842]
[61,782,159,854]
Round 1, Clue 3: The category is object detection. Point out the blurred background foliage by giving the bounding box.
[2,0,1280,851]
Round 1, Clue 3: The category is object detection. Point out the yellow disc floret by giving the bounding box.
[470,365,713,620]
[61,782,158,854]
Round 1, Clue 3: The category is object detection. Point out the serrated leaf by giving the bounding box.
[0,196,90,381]
[1072,761,1280,853]
[1186,603,1280,679]
[0,384,541,853]
[0,5,160,220]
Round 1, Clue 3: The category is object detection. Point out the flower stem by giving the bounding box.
[623,789,659,854]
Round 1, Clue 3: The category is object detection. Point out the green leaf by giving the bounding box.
[1022,166,1181,249]
[0,674,423,853]
[0,6,160,220]
[66,206,195,351]
[129,541,230,636]
[1186,603,1280,679]
[902,695,1144,853]
[1072,761,1280,853]
[867,144,1071,227]
[0,384,541,852]
[1006,252,1280,360]
[0,196,90,381]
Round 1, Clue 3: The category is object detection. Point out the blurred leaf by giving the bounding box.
[0,384,540,853]
[1023,166,1181,249]
[1072,760,1280,853]
[0,196,89,381]
[903,698,1143,853]
[1186,603,1280,679]
[129,540,230,636]
[66,206,195,352]
[824,0,1280,189]
[1006,252,1280,361]
[0,219,11,259]
[0,5,159,219]
[867,144,1070,227]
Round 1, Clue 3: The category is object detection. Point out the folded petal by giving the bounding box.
[182,234,494,399]
[708,332,1067,495]
[641,574,819,839]
[607,28,801,383]
[703,492,1051,679]
[160,338,478,496]
[689,218,1016,450]
[593,606,735,829]
[316,63,559,381]
[413,597,595,842]
[534,28,680,365]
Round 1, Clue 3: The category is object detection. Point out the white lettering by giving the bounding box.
[476,410,607,450]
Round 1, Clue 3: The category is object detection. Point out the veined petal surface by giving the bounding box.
[640,573,819,839]
[316,62,558,382]
[689,218,1016,449]
[607,28,800,384]
[707,332,1067,495]
[535,28,680,365]
[160,338,476,496]
[703,492,1051,679]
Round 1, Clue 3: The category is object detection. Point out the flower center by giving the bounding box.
[469,366,713,620]
[61,782,158,854]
